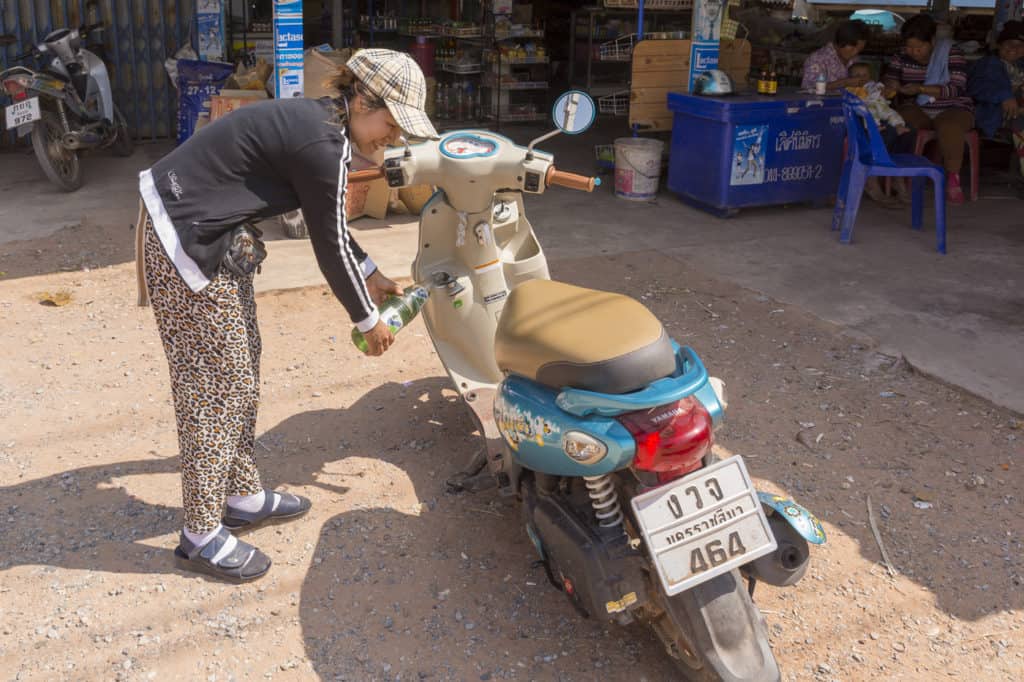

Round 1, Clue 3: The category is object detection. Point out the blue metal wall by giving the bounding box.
[1,0,196,140]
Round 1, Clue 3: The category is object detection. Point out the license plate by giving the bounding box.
[631,456,776,596]
[5,96,41,131]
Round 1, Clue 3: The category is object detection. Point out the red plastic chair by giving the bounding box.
[886,129,980,201]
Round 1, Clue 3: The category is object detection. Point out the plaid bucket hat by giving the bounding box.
[347,48,438,140]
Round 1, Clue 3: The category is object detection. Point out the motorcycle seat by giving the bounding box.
[494,279,676,395]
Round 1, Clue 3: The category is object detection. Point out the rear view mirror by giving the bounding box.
[552,90,595,135]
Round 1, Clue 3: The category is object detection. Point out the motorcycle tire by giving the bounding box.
[31,112,82,192]
[649,570,780,682]
[111,106,134,157]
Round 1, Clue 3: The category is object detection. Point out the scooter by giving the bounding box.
[1,26,132,191]
[351,91,826,680]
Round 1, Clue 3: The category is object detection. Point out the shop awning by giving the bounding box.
[807,0,995,6]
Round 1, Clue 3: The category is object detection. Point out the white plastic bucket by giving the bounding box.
[614,137,664,201]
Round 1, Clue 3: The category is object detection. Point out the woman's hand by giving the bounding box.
[363,319,395,356]
[365,270,401,306]
[1002,97,1020,120]
[899,83,922,96]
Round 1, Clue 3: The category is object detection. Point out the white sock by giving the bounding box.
[226,490,281,513]
[183,524,240,564]
[183,524,222,548]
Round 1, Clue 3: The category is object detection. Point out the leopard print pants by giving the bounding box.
[142,217,263,533]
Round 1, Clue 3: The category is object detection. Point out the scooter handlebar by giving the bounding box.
[348,168,385,183]
[545,167,599,193]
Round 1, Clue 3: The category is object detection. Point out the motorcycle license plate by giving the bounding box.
[631,456,777,596]
[5,97,41,133]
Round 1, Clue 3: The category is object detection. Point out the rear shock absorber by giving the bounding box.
[56,100,70,133]
[584,475,624,528]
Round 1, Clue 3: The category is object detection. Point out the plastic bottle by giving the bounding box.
[814,72,827,96]
[455,82,464,120]
[768,70,778,95]
[757,70,768,95]
[435,83,444,120]
[351,286,430,354]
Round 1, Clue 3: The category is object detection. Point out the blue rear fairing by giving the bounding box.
[495,342,725,477]
[495,376,637,477]
[555,343,724,424]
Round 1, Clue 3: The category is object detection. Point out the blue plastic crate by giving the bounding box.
[666,92,847,216]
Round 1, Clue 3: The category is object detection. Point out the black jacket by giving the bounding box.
[140,97,379,330]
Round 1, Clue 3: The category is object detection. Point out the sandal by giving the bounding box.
[222,488,312,531]
[173,527,271,583]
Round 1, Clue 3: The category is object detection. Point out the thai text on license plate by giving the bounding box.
[631,456,776,596]
[5,97,41,133]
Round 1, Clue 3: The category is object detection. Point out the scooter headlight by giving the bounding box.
[562,431,607,464]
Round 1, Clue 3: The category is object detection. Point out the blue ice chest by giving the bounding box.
[666,92,846,216]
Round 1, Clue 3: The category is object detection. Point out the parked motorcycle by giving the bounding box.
[0,27,132,191]
[350,91,826,680]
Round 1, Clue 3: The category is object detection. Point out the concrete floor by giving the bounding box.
[1,122,1021,413]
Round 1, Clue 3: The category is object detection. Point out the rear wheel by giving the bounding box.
[31,112,82,191]
[645,570,780,682]
[110,106,133,157]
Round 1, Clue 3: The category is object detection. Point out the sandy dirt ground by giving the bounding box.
[0,222,1022,682]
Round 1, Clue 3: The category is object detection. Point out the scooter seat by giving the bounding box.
[494,279,676,394]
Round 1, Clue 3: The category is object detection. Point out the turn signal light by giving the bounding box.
[561,431,608,464]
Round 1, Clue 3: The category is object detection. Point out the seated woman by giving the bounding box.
[884,14,974,204]
[801,20,872,92]
[968,21,1024,178]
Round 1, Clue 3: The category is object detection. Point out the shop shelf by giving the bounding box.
[599,34,637,61]
[604,0,693,8]
[597,90,630,116]
[442,25,483,38]
[441,63,483,75]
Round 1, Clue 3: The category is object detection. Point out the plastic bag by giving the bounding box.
[176,59,235,144]
[164,45,199,92]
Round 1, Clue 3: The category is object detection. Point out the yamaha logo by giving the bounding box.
[651,406,684,424]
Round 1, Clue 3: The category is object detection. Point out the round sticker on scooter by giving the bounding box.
[551,90,595,135]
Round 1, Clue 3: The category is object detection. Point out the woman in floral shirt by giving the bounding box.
[801,20,871,92]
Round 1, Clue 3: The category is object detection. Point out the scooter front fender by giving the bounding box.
[756,492,826,545]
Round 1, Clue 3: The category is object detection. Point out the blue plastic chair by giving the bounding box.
[833,91,947,253]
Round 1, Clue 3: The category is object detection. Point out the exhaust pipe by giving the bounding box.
[741,514,810,587]
[61,130,102,150]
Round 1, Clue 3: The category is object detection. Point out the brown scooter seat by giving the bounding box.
[494,279,677,394]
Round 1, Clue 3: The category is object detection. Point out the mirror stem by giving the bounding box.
[525,129,562,161]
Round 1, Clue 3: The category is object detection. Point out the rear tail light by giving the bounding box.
[3,76,30,101]
[618,397,713,483]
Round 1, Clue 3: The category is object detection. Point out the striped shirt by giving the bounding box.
[884,47,974,112]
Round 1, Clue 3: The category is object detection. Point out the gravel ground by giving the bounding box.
[0,234,1021,681]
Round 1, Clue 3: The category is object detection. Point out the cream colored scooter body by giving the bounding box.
[385,131,557,464]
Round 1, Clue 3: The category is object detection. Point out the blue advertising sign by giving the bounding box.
[196,0,225,61]
[274,0,304,98]
[689,0,725,91]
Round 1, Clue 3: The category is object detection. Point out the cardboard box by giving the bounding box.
[304,48,353,99]
[209,89,268,121]
[347,146,389,221]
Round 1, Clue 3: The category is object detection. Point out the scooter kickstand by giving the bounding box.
[444,449,495,494]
